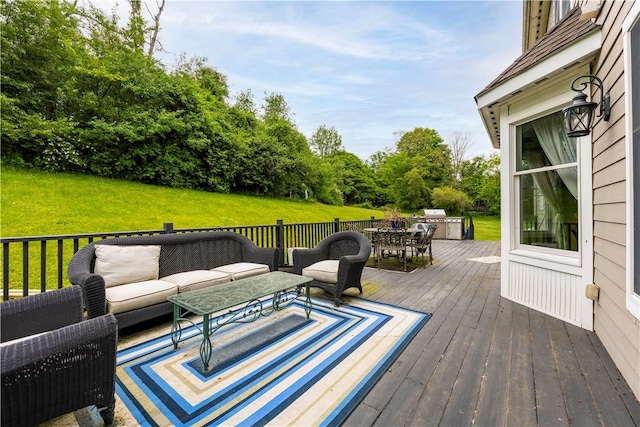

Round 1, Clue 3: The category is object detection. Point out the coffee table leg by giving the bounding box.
[304,282,312,319]
[171,304,181,349]
[200,313,213,370]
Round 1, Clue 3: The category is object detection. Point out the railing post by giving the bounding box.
[163,223,174,234]
[334,218,340,233]
[465,216,475,240]
[276,220,285,266]
[3,242,9,301]
[371,216,376,228]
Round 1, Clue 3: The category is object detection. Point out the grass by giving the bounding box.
[1,167,383,237]
[470,215,500,241]
[1,167,500,240]
[0,166,499,290]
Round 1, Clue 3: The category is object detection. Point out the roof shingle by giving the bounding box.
[479,7,600,95]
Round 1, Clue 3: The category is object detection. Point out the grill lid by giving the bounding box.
[423,209,446,218]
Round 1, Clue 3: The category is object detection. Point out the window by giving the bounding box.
[550,0,571,27]
[626,1,640,317]
[515,111,579,252]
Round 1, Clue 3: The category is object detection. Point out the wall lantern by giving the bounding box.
[562,75,611,137]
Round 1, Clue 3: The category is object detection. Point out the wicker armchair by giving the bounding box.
[292,231,371,306]
[1,286,118,427]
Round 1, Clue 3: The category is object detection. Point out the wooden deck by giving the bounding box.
[345,239,640,426]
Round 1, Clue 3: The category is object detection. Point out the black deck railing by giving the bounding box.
[0,217,381,300]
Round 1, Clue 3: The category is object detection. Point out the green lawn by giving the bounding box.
[1,166,500,240]
[1,167,382,237]
[470,215,501,241]
[1,167,499,290]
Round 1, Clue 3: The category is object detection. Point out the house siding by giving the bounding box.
[592,0,640,398]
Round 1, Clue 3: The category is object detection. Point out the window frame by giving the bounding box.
[550,0,571,27]
[511,110,581,260]
[624,0,640,319]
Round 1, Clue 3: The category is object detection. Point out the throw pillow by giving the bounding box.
[94,245,161,287]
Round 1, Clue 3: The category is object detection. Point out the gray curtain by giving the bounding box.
[530,113,578,199]
[527,113,578,249]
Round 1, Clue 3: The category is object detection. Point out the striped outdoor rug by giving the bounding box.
[115,296,431,426]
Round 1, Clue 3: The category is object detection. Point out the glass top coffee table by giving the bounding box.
[167,271,312,371]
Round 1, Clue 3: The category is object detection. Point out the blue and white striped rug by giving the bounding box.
[115,296,431,426]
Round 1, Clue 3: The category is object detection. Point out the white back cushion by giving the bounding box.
[94,245,161,287]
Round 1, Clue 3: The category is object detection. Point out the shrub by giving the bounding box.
[431,186,472,216]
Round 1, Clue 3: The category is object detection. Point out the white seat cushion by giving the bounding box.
[94,245,161,287]
[211,262,270,280]
[302,260,339,284]
[105,280,176,315]
[162,270,231,293]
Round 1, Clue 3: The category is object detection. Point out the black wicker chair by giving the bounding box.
[407,223,436,266]
[1,286,118,427]
[292,231,371,306]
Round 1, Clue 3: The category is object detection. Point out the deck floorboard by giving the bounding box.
[344,239,640,426]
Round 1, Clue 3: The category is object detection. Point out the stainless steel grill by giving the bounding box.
[418,209,465,240]
[422,209,447,239]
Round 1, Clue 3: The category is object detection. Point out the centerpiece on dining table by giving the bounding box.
[382,208,406,229]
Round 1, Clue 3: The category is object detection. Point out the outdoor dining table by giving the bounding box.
[363,227,422,271]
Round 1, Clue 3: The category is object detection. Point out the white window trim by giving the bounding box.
[624,0,640,320]
[508,103,583,261]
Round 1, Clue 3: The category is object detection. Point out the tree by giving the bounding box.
[126,0,145,51]
[309,125,344,158]
[234,89,256,114]
[396,127,445,156]
[0,0,85,169]
[401,168,430,210]
[431,186,473,215]
[3,0,466,209]
[125,0,165,57]
[459,152,501,214]
[172,55,229,100]
[448,131,472,181]
[146,0,166,58]
[375,127,453,209]
[261,92,294,124]
[327,151,379,205]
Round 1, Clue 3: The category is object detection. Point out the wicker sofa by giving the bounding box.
[68,231,279,329]
[1,286,117,426]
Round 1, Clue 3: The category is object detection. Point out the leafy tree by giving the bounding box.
[234,89,256,114]
[431,186,473,215]
[327,151,380,205]
[261,92,294,124]
[375,127,453,209]
[0,0,84,168]
[309,125,344,158]
[366,148,391,172]
[396,127,445,157]
[459,152,501,214]
[126,0,145,51]
[401,168,430,210]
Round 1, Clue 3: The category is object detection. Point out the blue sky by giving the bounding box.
[111,1,523,160]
